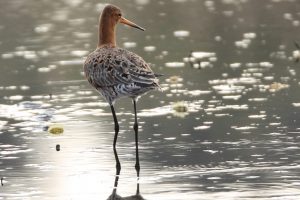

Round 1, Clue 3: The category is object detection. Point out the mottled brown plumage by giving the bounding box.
[84,44,160,104]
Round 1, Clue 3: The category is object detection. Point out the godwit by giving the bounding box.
[83,4,161,175]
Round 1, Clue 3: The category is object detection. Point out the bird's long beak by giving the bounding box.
[120,17,145,31]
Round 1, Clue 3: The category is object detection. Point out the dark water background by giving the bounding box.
[1,0,300,199]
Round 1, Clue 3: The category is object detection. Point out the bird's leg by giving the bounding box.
[133,100,140,175]
[110,104,121,173]
[133,99,140,194]
[113,146,121,175]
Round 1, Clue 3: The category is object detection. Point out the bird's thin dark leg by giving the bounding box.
[110,104,121,172]
[133,99,140,194]
[113,146,121,174]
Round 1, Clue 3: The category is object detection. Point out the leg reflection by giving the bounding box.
[107,151,145,200]
[110,147,121,199]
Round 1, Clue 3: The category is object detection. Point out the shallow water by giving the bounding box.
[1,0,300,199]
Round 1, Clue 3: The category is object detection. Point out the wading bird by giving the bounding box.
[83,4,161,176]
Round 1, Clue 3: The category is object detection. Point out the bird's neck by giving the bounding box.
[98,15,116,48]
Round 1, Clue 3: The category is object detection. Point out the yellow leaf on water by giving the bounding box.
[48,124,64,135]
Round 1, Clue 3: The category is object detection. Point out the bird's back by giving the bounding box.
[83,45,160,104]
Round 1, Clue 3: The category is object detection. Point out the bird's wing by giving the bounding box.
[120,49,159,87]
[84,48,159,90]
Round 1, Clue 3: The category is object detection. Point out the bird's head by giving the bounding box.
[101,4,145,31]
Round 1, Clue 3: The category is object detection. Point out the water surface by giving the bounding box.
[1,0,300,199]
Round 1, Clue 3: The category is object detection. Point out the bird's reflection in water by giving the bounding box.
[107,148,145,200]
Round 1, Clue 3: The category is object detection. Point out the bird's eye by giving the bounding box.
[118,13,122,17]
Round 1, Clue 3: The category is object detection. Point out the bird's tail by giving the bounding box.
[154,73,164,77]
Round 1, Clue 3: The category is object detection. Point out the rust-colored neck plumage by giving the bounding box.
[98,11,117,48]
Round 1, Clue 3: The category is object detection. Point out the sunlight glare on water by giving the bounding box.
[1,0,300,199]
